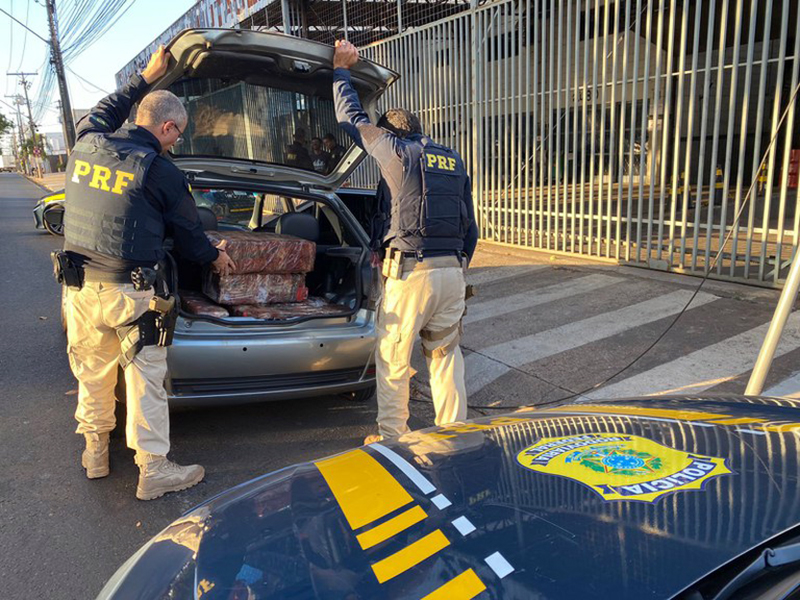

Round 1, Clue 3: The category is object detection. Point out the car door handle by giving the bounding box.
[230,165,276,177]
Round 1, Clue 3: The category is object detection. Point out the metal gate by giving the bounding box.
[352,0,800,288]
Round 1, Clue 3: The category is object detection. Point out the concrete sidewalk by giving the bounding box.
[28,171,66,192]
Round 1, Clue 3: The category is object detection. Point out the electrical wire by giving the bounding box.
[16,0,31,71]
[67,65,109,94]
[5,0,14,79]
[419,78,800,416]
[26,0,138,122]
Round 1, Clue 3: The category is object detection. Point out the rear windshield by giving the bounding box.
[192,188,258,228]
[169,78,350,175]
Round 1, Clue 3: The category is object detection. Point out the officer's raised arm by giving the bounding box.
[75,46,169,142]
[332,40,400,170]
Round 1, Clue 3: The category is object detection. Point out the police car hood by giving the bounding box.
[149,29,397,190]
[97,396,800,600]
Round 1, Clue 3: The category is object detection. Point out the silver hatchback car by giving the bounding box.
[118,29,397,406]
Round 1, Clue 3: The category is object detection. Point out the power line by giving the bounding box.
[5,0,14,78]
[462,78,800,414]
[16,0,31,71]
[0,6,50,44]
[66,66,109,94]
[0,97,20,112]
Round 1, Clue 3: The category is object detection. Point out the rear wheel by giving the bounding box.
[42,205,65,236]
[345,385,376,402]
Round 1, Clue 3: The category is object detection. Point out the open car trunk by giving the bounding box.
[149,28,397,191]
[170,184,375,325]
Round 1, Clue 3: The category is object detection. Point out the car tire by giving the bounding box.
[42,205,65,236]
[345,385,376,402]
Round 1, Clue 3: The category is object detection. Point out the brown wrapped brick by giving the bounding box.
[181,292,230,318]
[229,298,352,319]
[203,271,308,305]
[205,230,315,274]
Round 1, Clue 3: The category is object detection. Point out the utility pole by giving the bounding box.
[56,99,69,160]
[46,0,75,151]
[9,129,19,167]
[8,72,43,178]
[5,94,28,175]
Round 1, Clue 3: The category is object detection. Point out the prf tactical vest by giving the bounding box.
[64,130,163,263]
[384,137,470,254]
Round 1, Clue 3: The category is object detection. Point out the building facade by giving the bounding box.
[119,0,800,288]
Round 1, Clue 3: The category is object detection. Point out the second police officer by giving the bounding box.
[333,40,479,444]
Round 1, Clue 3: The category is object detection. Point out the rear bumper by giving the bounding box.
[165,311,376,406]
[167,368,375,406]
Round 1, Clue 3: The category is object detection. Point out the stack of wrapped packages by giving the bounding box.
[180,230,349,319]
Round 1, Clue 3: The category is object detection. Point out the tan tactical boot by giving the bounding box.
[81,432,110,479]
[136,456,204,501]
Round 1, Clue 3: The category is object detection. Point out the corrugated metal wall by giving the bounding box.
[352,0,800,288]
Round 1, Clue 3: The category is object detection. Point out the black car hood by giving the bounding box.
[99,396,800,599]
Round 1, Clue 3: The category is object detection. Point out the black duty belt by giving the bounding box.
[397,250,461,260]
[82,270,139,284]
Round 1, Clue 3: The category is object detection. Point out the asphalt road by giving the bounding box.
[0,173,423,598]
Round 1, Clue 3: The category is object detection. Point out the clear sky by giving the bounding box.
[0,0,195,145]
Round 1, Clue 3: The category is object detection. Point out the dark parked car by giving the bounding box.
[98,395,800,599]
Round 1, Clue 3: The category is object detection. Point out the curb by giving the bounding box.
[22,173,53,193]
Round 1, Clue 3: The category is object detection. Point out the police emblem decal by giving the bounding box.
[517,433,732,502]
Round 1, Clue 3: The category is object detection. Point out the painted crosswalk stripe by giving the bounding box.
[587,312,800,399]
[466,264,547,286]
[465,289,719,395]
[464,273,623,325]
[763,370,800,399]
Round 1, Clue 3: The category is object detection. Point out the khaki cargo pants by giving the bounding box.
[65,282,170,457]
[375,256,468,438]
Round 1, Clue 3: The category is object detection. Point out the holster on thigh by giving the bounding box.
[420,320,463,359]
[117,311,159,369]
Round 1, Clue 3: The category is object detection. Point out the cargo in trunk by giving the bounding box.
[203,272,308,305]
[181,292,230,318]
[228,297,352,319]
[205,230,315,275]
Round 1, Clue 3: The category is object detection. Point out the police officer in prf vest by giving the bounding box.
[59,46,235,500]
[333,40,479,444]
